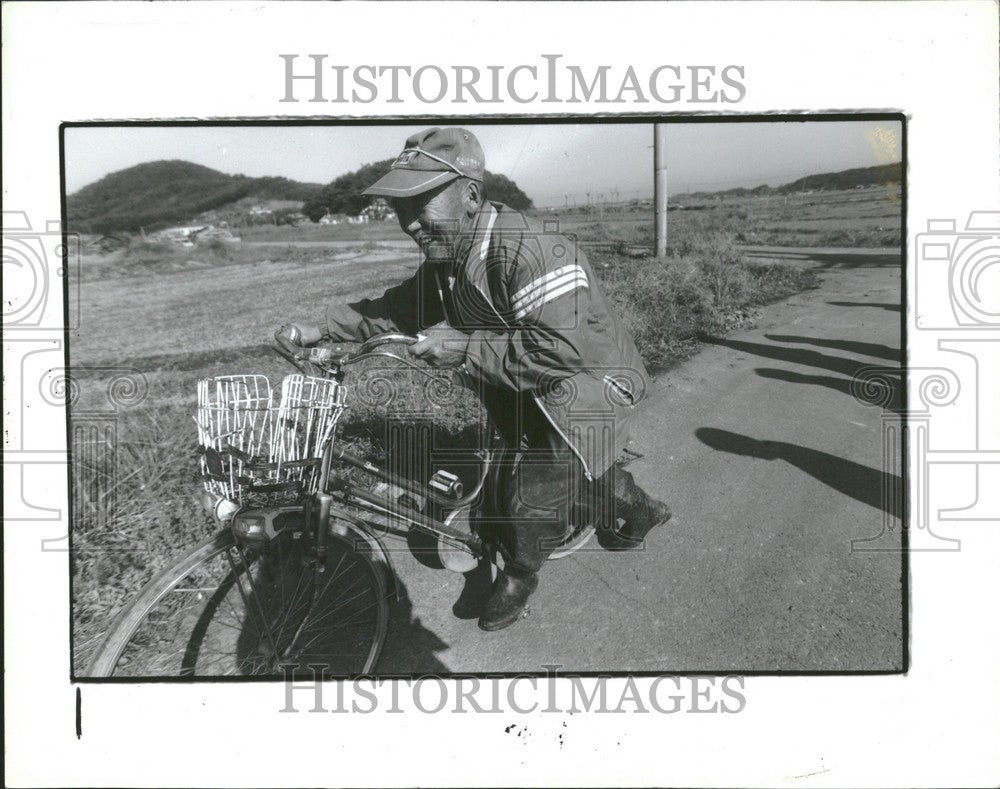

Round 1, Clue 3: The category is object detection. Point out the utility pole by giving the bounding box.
[654,123,668,257]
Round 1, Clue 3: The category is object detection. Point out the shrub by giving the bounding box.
[200,237,232,259]
[595,230,818,368]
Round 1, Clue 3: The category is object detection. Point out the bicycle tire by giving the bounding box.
[86,522,391,678]
[548,521,596,560]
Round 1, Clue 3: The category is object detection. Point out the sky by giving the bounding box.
[64,120,902,207]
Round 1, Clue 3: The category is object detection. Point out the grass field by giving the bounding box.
[70,184,899,671]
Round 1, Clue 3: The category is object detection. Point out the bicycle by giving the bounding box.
[85,330,598,678]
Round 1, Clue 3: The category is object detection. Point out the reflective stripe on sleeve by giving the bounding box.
[511,265,589,321]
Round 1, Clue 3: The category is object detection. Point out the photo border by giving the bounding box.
[61,111,910,684]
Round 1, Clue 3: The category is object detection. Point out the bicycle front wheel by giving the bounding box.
[86,524,391,678]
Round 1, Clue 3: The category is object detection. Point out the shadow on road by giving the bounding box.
[764,334,901,363]
[754,367,902,413]
[695,427,901,518]
[378,576,452,674]
[827,300,901,312]
[451,559,496,620]
[702,335,900,380]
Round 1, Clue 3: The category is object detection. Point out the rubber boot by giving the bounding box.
[478,567,539,631]
[601,469,672,551]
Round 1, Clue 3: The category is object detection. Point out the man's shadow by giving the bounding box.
[695,427,901,518]
[200,555,453,677]
[378,576,453,674]
[404,526,494,621]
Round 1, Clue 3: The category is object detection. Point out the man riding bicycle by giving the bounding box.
[283,127,671,631]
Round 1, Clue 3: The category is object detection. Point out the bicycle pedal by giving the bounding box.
[438,534,478,573]
[429,469,463,499]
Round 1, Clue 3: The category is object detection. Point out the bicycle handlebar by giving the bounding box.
[273,327,328,377]
[273,327,440,379]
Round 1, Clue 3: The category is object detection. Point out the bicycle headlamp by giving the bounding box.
[232,513,267,542]
[214,497,241,524]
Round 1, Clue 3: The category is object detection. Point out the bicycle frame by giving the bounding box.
[322,440,489,557]
[246,330,492,564]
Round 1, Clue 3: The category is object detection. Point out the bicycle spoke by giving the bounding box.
[276,546,376,661]
[295,614,382,651]
[271,549,315,643]
[295,584,372,633]
[98,530,387,678]
[226,545,280,663]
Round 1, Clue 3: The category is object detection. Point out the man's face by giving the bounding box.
[390,180,464,252]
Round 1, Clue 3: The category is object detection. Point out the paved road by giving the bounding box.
[375,248,904,674]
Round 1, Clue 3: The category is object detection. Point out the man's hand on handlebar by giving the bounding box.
[274,323,469,379]
[408,321,470,369]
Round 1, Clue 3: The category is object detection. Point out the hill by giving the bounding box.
[776,162,901,193]
[715,184,777,198]
[67,161,323,234]
[688,162,902,199]
[302,158,533,221]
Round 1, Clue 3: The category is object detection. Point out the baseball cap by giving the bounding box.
[363,127,485,198]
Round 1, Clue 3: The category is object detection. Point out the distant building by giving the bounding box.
[152,225,237,247]
[194,227,238,243]
[319,213,349,225]
[359,198,396,222]
[153,226,207,247]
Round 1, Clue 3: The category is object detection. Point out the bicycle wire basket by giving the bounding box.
[196,374,347,506]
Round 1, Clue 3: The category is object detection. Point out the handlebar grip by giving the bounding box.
[273,327,325,376]
[275,325,307,358]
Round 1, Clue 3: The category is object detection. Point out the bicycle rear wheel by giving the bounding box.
[86,523,390,678]
[548,519,596,559]
[483,446,596,561]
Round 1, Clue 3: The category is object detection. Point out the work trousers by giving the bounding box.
[483,446,648,574]
[480,392,646,574]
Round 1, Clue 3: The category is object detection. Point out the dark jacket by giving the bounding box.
[324,202,653,479]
